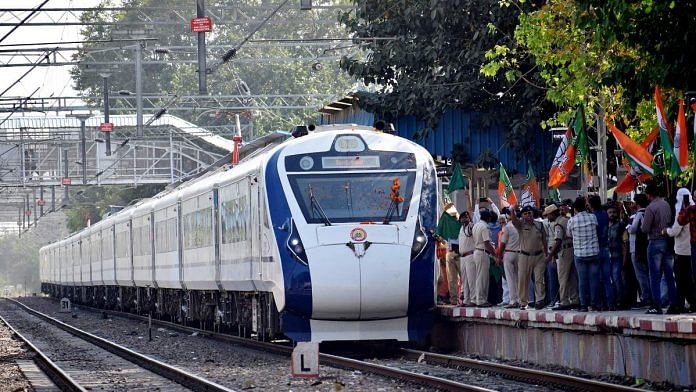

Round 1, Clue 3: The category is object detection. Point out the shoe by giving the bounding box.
[578,306,589,312]
[552,304,572,311]
[646,307,662,315]
[519,305,529,310]
[608,306,616,311]
[497,302,509,307]
[465,303,476,307]
[569,303,581,310]
[504,303,520,309]
[588,306,597,312]
[665,305,681,315]
[477,302,492,308]
[534,301,546,310]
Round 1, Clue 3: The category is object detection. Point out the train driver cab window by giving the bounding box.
[288,172,415,224]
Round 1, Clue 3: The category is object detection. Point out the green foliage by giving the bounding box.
[484,0,696,132]
[71,0,356,134]
[338,0,550,160]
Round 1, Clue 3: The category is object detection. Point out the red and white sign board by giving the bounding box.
[190,17,212,33]
[62,177,72,186]
[37,199,45,206]
[99,122,114,132]
[291,342,319,378]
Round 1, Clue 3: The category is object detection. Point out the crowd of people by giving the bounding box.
[435,183,696,314]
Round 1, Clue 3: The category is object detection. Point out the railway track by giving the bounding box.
[399,349,643,392]
[16,297,645,392]
[0,298,233,392]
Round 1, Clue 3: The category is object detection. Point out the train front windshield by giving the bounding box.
[288,172,416,224]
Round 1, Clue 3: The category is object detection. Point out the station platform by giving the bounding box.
[432,305,696,387]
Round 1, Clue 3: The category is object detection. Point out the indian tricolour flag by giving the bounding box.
[497,163,518,208]
[674,99,689,172]
[608,121,653,175]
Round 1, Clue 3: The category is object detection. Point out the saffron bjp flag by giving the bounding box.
[497,163,517,208]
[608,121,654,175]
[548,128,576,188]
[520,163,540,207]
[674,99,689,172]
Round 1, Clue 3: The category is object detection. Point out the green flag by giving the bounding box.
[447,162,466,193]
[572,106,589,165]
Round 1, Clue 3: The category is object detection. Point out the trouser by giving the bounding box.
[674,254,696,309]
[631,252,652,303]
[692,243,696,283]
[610,255,624,305]
[473,250,490,305]
[503,252,520,304]
[461,254,475,304]
[557,248,579,306]
[598,248,615,308]
[518,253,545,306]
[546,259,559,305]
[574,255,600,308]
[437,257,449,298]
[446,251,461,304]
[648,239,678,307]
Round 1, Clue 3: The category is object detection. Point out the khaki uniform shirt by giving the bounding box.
[554,216,573,260]
[511,219,546,254]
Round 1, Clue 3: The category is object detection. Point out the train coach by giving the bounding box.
[40,124,439,342]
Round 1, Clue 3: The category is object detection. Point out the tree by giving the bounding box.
[484,0,696,136]
[338,0,551,160]
[71,0,357,135]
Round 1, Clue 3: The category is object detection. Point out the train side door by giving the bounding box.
[249,176,262,284]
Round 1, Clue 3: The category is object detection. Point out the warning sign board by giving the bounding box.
[291,342,319,378]
[99,123,114,132]
[190,17,212,33]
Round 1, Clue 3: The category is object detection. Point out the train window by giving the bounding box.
[183,207,213,249]
[155,218,177,253]
[287,172,416,224]
[221,196,249,244]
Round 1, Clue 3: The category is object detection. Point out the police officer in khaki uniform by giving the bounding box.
[472,210,497,307]
[511,205,548,309]
[544,204,579,310]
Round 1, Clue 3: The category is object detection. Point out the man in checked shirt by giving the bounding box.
[567,197,600,312]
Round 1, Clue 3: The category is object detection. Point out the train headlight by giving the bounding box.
[410,218,428,261]
[286,220,308,265]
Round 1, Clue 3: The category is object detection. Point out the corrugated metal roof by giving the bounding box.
[319,106,554,176]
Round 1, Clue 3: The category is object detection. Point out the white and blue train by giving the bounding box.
[40,124,439,342]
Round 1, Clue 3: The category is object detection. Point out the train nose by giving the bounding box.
[307,226,411,320]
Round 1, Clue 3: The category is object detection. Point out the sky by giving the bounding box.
[1,0,103,99]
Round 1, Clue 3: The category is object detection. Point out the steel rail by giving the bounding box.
[44,302,494,391]
[400,349,643,392]
[0,311,85,392]
[4,298,235,392]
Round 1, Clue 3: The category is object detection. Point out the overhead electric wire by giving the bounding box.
[0,0,50,44]
[0,48,56,97]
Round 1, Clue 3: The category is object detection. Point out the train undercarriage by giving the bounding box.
[40,283,282,340]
